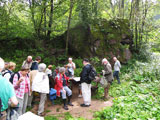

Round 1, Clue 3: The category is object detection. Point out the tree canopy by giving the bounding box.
[0,0,160,59]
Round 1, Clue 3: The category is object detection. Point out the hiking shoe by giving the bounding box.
[80,104,90,107]
[63,106,69,110]
[68,102,74,106]
[38,112,46,116]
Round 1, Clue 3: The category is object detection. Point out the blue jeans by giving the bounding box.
[60,86,72,99]
[113,71,120,84]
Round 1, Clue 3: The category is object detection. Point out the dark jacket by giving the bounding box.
[80,64,92,84]
[30,61,38,71]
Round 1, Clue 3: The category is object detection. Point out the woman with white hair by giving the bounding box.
[102,58,113,99]
[66,58,76,77]
[22,56,32,69]
[32,63,49,116]
[54,67,73,110]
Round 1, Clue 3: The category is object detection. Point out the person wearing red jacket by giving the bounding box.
[54,67,73,110]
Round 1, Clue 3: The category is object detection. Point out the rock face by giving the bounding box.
[55,19,133,63]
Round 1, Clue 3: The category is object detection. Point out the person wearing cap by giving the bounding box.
[13,66,30,115]
[22,56,33,69]
[32,63,49,116]
[66,58,76,77]
[0,58,18,120]
[80,58,92,107]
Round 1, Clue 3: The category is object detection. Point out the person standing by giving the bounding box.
[1,62,9,75]
[46,65,53,77]
[80,58,92,107]
[13,66,30,115]
[0,58,18,120]
[3,62,16,82]
[102,58,113,99]
[113,57,121,84]
[67,58,76,77]
[30,56,41,71]
[27,69,38,107]
[22,56,33,69]
[32,63,49,116]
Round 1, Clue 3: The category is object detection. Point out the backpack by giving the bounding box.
[2,70,20,84]
[6,101,19,120]
[3,71,20,84]
[2,69,12,77]
[30,61,38,71]
[9,73,21,84]
[88,65,97,81]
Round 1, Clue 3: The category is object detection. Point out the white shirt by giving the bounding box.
[114,60,121,71]
[45,68,52,76]
[68,62,76,76]
[32,72,49,94]
[3,73,11,82]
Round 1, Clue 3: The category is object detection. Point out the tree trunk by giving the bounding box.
[28,0,37,36]
[121,0,124,18]
[135,20,138,49]
[5,0,14,39]
[140,0,148,43]
[44,1,47,37]
[66,0,74,56]
[47,0,54,40]
[37,3,44,38]
[110,0,114,16]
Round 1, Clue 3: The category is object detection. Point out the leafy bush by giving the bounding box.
[44,116,58,120]
[134,43,152,62]
[93,53,160,120]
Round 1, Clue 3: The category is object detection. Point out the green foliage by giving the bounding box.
[134,43,152,62]
[44,116,58,120]
[93,53,160,120]
[90,57,103,73]
[74,58,83,68]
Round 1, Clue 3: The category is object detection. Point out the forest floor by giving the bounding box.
[30,84,113,120]
[31,96,113,120]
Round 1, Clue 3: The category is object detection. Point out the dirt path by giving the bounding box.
[32,97,113,120]
[31,84,113,119]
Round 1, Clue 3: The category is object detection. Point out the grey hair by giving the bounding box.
[38,63,46,72]
[59,67,65,73]
[0,57,4,70]
[102,58,108,64]
[68,58,72,61]
[27,56,32,59]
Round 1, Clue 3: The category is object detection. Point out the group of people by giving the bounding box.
[0,55,121,120]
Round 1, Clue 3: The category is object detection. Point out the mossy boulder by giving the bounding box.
[54,18,133,63]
